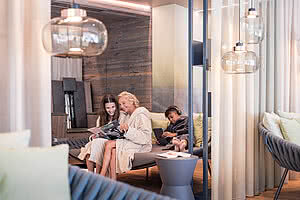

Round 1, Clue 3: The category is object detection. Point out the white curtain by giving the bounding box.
[51,57,82,81]
[0,0,51,147]
[211,0,300,199]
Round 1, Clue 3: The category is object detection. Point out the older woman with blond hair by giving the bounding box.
[99,91,152,180]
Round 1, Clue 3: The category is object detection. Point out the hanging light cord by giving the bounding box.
[239,0,241,42]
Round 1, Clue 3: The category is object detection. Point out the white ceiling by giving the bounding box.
[53,0,211,10]
[108,0,211,10]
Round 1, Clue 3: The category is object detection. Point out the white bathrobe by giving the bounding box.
[116,107,152,173]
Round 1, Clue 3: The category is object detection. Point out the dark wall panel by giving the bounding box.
[83,16,152,113]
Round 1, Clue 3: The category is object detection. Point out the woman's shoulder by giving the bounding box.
[134,107,150,117]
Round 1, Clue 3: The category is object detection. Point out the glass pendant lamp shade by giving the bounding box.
[222,42,258,74]
[42,6,108,57]
[241,8,264,44]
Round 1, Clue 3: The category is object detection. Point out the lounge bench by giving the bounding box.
[54,138,211,180]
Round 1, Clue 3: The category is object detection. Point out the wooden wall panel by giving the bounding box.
[51,114,67,138]
[83,16,152,113]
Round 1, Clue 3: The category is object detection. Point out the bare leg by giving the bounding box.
[110,148,117,180]
[85,154,94,172]
[100,140,116,177]
[95,163,101,174]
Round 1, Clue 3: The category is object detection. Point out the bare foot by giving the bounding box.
[179,140,187,152]
[172,138,180,152]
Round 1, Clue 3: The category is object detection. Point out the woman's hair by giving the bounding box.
[164,105,182,118]
[118,91,140,107]
[99,94,120,126]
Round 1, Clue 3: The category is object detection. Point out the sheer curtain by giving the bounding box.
[211,0,300,199]
[51,57,82,81]
[0,0,51,146]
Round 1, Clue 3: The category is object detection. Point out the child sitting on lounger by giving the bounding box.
[161,105,190,152]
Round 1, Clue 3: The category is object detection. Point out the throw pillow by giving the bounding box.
[279,118,300,145]
[0,144,71,200]
[262,112,283,139]
[0,129,31,148]
[193,114,212,147]
[278,111,300,119]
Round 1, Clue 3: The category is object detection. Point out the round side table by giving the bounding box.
[155,155,198,200]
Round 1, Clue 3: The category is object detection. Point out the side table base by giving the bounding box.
[161,185,195,200]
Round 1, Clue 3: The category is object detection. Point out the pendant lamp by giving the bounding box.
[42,1,108,57]
[221,0,258,74]
[241,0,264,44]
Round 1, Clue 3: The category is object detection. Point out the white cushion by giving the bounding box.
[278,111,300,119]
[0,130,31,148]
[0,144,71,200]
[263,112,283,139]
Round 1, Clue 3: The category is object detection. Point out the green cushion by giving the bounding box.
[0,145,71,200]
[278,111,300,119]
[194,114,212,147]
[279,118,300,145]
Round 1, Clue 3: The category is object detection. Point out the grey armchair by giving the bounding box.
[258,122,300,200]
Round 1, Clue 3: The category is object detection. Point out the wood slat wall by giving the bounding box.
[83,16,152,113]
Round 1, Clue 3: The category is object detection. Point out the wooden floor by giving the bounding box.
[115,160,300,200]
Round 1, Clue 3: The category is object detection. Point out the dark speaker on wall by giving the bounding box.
[192,39,211,67]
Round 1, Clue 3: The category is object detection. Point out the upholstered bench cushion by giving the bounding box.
[69,144,167,169]
[132,145,166,169]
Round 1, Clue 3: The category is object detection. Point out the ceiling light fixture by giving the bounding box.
[221,0,258,74]
[241,0,264,44]
[42,0,108,57]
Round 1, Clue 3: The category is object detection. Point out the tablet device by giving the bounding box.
[153,128,169,146]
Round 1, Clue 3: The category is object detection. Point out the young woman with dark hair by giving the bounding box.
[78,94,120,175]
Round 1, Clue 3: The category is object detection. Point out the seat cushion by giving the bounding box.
[69,144,204,170]
[132,145,166,169]
[70,144,168,169]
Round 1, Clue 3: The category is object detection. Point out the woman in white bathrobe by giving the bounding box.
[100,91,152,180]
